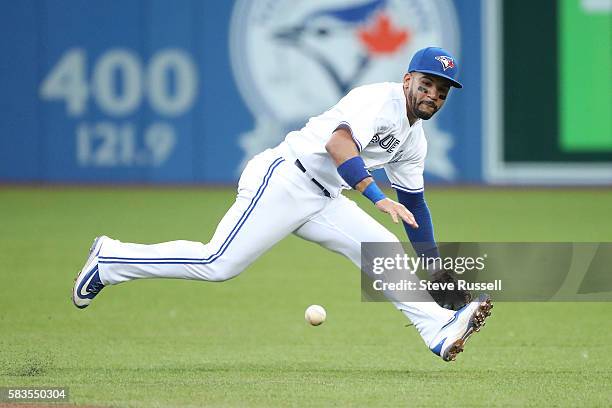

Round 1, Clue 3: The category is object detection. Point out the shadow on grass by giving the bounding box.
[51,363,493,379]
[0,353,54,377]
[53,362,612,380]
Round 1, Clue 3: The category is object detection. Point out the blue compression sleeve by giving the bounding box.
[396,190,440,259]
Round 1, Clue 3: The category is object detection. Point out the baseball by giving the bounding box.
[305,304,326,326]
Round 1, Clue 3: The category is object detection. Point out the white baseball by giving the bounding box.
[305,304,326,326]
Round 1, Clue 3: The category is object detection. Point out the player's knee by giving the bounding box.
[195,262,244,282]
[206,270,239,282]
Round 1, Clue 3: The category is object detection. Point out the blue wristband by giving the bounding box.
[337,156,370,188]
[363,182,386,204]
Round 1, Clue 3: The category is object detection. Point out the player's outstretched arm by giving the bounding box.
[326,129,418,228]
[397,189,472,309]
[396,190,436,256]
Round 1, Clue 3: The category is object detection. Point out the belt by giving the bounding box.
[294,159,331,197]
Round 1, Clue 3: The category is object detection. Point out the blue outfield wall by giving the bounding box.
[0,0,483,184]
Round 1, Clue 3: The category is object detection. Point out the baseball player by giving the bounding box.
[73,47,492,362]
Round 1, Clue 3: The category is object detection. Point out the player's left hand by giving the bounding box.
[375,198,419,228]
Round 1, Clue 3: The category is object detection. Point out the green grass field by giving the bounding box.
[1,187,611,407]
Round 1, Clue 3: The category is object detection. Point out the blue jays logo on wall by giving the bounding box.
[230,0,460,179]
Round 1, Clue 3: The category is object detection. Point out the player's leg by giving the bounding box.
[98,158,322,284]
[73,152,327,308]
[293,194,455,344]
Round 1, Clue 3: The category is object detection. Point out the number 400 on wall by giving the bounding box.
[39,48,198,167]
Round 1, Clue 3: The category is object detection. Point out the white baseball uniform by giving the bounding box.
[97,82,453,345]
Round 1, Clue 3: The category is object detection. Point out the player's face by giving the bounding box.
[403,72,451,122]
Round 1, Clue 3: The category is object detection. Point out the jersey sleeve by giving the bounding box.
[333,88,400,151]
[384,141,427,193]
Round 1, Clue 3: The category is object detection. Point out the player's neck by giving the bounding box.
[406,110,419,126]
[405,100,419,126]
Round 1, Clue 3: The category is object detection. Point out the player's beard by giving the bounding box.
[408,88,438,120]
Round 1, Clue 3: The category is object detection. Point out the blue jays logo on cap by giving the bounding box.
[408,46,463,88]
[435,55,455,71]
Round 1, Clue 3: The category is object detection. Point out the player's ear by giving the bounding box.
[403,73,412,89]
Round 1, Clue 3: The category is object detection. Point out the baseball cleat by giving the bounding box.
[429,293,493,362]
[72,236,107,309]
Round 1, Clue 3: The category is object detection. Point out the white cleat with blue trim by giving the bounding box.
[429,293,493,362]
[72,236,108,309]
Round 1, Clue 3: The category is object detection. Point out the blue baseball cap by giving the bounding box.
[408,47,463,88]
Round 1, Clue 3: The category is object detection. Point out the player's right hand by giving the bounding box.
[375,198,419,228]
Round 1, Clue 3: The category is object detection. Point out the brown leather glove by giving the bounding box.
[428,269,473,310]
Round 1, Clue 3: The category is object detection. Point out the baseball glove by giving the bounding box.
[428,269,472,310]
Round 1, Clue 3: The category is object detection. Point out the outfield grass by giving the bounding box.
[1,187,611,407]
